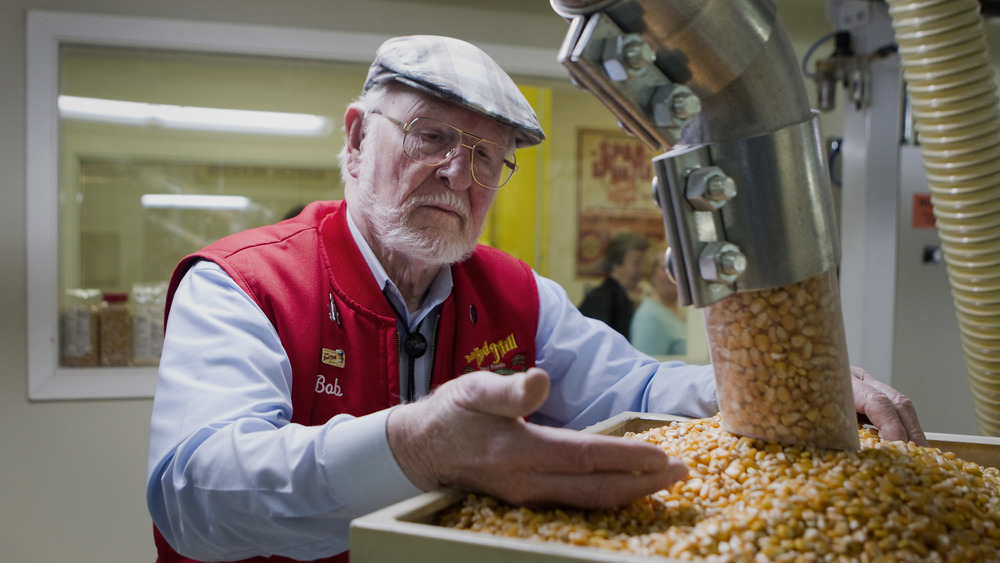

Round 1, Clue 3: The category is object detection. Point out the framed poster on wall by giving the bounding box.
[576,128,665,278]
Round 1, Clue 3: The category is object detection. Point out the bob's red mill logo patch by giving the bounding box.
[463,333,527,375]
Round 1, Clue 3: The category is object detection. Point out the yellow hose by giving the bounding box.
[887,0,1000,435]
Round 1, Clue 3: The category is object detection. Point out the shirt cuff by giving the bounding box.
[319,409,422,517]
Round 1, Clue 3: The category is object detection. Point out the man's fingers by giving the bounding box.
[447,368,551,419]
[851,367,928,446]
[522,425,675,474]
[420,397,690,509]
[855,385,906,440]
[474,455,689,509]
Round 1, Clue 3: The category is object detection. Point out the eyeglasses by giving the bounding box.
[369,110,518,189]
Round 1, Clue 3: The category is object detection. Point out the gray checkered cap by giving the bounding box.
[364,35,545,147]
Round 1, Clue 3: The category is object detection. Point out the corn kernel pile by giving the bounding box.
[704,271,859,451]
[437,416,1000,562]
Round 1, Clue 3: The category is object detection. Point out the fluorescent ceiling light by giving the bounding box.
[141,194,252,210]
[58,95,332,136]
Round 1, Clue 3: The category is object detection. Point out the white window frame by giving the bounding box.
[26,10,561,400]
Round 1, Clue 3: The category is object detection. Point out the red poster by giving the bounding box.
[576,129,665,277]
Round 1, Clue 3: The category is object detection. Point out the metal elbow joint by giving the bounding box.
[551,0,840,308]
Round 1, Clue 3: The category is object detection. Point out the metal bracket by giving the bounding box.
[654,114,841,308]
[557,13,700,152]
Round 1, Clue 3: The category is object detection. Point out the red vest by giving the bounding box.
[154,200,539,562]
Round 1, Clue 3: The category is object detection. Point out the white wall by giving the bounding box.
[0,1,836,561]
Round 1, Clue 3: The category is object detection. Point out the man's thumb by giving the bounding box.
[452,367,551,419]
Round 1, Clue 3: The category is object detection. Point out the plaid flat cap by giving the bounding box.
[364,35,546,147]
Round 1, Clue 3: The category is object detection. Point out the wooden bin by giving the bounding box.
[350,412,1000,563]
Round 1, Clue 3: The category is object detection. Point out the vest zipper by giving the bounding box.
[406,352,416,403]
[395,331,403,403]
[426,313,440,394]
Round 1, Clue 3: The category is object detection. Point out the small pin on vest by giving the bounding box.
[469,304,478,324]
[321,348,346,368]
[328,293,342,326]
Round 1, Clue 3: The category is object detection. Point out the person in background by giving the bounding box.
[146,35,927,563]
[630,242,687,356]
[578,232,649,339]
[281,203,307,221]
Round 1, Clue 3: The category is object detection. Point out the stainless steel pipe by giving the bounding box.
[552,0,859,449]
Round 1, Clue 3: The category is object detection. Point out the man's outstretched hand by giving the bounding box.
[387,367,689,508]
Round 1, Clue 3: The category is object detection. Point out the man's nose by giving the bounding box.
[435,146,475,190]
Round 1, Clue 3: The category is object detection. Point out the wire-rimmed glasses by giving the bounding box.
[370,110,518,189]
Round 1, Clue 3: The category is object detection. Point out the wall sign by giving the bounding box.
[576,128,665,277]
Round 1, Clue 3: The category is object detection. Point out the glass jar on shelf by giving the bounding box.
[131,282,167,366]
[100,292,132,367]
[60,288,102,367]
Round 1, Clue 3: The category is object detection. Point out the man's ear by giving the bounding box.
[343,107,366,178]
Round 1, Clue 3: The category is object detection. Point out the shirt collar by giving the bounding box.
[346,205,453,329]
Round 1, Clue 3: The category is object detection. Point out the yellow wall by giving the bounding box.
[482,85,551,273]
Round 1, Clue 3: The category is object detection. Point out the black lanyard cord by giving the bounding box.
[402,321,426,402]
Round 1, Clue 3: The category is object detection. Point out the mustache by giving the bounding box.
[406,192,471,224]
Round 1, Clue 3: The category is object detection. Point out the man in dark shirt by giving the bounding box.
[579,232,649,339]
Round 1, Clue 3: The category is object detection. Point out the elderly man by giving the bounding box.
[146,35,925,563]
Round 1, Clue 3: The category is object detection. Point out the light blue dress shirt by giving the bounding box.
[147,215,718,561]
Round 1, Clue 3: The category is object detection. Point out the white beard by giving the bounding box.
[354,155,477,267]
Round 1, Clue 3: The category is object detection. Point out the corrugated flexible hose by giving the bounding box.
[888,0,1000,434]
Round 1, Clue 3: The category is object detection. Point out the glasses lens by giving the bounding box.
[403,118,461,165]
[471,140,516,189]
[402,117,516,189]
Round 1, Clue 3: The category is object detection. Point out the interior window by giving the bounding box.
[57,46,358,368]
